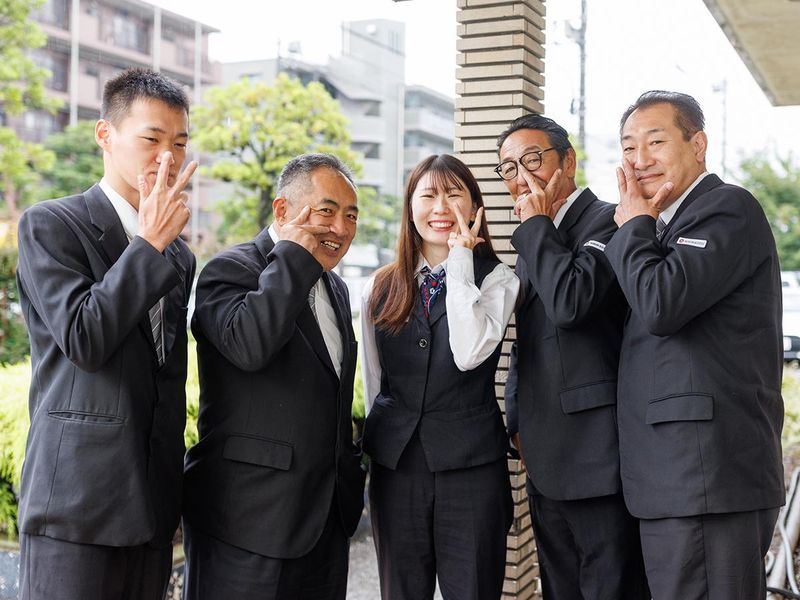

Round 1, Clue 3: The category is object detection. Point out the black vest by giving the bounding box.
[363,256,509,472]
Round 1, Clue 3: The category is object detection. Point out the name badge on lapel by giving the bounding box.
[676,237,708,249]
[583,240,606,251]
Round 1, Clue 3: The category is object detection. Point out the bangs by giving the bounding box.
[425,166,466,195]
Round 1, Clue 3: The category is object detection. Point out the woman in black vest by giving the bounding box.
[360,154,519,600]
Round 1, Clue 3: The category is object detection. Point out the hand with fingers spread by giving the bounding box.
[138,151,197,252]
[614,159,674,227]
[448,206,486,251]
[280,205,331,259]
[513,168,567,223]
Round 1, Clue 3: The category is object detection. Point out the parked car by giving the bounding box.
[783,272,800,361]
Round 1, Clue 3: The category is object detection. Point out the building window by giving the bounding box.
[112,11,148,54]
[33,0,70,29]
[34,50,69,92]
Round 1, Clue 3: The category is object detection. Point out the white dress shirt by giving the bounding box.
[360,246,520,413]
[99,178,165,358]
[552,187,583,228]
[659,172,709,225]
[268,224,343,378]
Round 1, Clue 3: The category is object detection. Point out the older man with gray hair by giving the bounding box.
[182,153,366,600]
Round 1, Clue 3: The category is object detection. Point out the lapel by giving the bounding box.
[161,242,189,359]
[557,188,597,236]
[84,184,128,269]
[256,229,340,379]
[428,282,448,326]
[660,174,723,243]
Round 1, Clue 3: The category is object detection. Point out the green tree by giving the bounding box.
[192,74,360,242]
[42,120,103,198]
[0,0,61,217]
[738,153,800,269]
[353,188,401,252]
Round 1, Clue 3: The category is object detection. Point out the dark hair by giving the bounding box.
[496,113,572,160]
[369,154,499,335]
[102,68,190,124]
[620,90,705,140]
[277,153,356,201]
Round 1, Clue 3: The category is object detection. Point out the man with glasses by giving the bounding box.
[499,114,649,599]
[605,91,783,599]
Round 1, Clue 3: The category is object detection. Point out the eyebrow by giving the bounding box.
[318,197,359,214]
[142,126,189,139]
[500,145,543,159]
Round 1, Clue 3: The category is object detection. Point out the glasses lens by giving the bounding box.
[520,152,542,172]
[498,162,517,180]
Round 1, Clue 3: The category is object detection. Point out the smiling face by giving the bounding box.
[498,128,577,200]
[620,102,707,206]
[410,170,475,259]
[95,98,189,209]
[277,166,358,272]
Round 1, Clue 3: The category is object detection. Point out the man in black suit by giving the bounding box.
[499,114,648,599]
[182,153,366,600]
[15,68,197,600]
[606,90,784,599]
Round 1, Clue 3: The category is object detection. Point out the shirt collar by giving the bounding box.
[660,172,709,225]
[267,223,280,244]
[553,186,583,228]
[414,256,446,279]
[99,177,139,241]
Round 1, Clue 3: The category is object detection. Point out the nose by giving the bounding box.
[329,213,350,237]
[514,167,529,193]
[633,146,654,170]
[432,194,449,213]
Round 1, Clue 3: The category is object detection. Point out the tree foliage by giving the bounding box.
[192,74,360,242]
[738,153,800,270]
[353,188,401,252]
[42,120,103,198]
[0,0,62,218]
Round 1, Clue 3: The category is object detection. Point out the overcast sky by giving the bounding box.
[152,0,800,200]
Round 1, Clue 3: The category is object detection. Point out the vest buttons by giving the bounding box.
[418,338,428,348]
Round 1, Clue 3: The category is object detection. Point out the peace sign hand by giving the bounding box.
[513,168,566,222]
[138,151,198,252]
[448,206,485,251]
[613,159,674,227]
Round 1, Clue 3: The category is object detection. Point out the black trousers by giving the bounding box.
[369,433,513,600]
[182,501,349,600]
[528,487,649,600]
[19,533,172,600]
[639,507,779,600]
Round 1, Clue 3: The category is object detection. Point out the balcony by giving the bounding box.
[404,107,454,144]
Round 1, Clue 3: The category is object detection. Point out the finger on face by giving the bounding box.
[287,204,311,225]
[471,206,484,236]
[519,167,541,192]
[137,174,150,200]
[299,224,331,235]
[155,151,173,190]
[651,181,675,211]
[616,166,627,194]
[545,169,562,195]
[621,158,637,183]
[172,160,198,194]
[452,204,470,235]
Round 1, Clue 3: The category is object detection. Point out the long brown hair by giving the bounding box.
[369,154,499,335]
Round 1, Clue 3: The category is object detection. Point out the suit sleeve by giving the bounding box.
[511,210,617,329]
[193,239,323,372]
[504,340,519,437]
[16,203,180,372]
[604,188,757,337]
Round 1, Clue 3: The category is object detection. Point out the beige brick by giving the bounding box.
[456,63,544,86]
[457,32,545,57]
[458,0,545,18]
[456,106,528,124]
[458,48,545,73]
[456,78,545,101]
[458,6,546,31]
[458,17,546,44]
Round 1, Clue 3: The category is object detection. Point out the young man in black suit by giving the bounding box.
[607,90,784,599]
[182,153,366,600]
[15,68,197,600]
[500,114,649,599]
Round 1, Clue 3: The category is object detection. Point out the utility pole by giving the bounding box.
[712,78,728,178]
[566,0,588,165]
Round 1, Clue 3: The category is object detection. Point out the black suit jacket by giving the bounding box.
[183,230,365,559]
[605,174,784,519]
[506,189,627,501]
[15,184,195,547]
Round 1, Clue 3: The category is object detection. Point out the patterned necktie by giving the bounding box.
[419,266,446,319]
[308,284,318,321]
[149,299,164,366]
[656,216,667,240]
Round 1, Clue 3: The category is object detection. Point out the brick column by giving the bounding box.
[454,1,546,598]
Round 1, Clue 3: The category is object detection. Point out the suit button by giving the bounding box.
[418,338,428,348]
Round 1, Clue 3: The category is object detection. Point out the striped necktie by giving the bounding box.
[419,266,446,319]
[149,300,164,366]
[656,216,667,240]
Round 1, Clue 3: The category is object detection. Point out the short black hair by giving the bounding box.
[620,90,705,141]
[277,153,356,201]
[496,114,573,160]
[102,68,190,124]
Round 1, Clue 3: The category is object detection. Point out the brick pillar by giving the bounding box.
[454,1,546,598]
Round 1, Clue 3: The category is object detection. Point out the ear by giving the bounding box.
[692,131,708,164]
[95,119,112,151]
[272,197,288,224]
[562,147,578,179]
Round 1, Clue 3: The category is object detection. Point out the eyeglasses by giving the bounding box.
[494,148,557,180]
